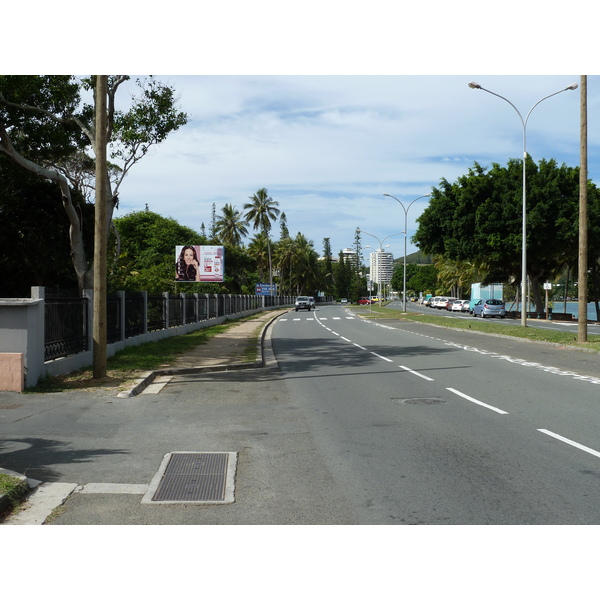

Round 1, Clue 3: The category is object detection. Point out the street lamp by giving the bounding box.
[383,193,431,312]
[359,230,401,308]
[468,80,578,327]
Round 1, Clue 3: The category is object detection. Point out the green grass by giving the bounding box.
[0,473,28,508]
[29,314,262,394]
[356,305,600,352]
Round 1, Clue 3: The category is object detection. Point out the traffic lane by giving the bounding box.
[273,308,460,378]
[272,313,600,523]
[339,314,600,459]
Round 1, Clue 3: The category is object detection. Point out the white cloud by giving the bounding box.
[112,74,594,259]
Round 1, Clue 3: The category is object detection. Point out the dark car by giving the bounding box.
[295,296,312,311]
[472,298,506,318]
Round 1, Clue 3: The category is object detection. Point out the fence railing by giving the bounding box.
[0,288,333,388]
[44,290,298,362]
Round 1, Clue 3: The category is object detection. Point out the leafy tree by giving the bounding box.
[0,155,93,296]
[0,75,188,290]
[110,210,205,292]
[413,158,592,314]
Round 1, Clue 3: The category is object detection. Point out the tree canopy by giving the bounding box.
[413,158,600,312]
[0,75,188,290]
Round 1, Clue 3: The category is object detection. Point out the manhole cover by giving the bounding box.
[395,398,446,405]
[142,452,237,504]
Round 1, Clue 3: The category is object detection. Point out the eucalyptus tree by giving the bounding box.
[214,203,248,247]
[244,188,280,289]
[0,75,188,290]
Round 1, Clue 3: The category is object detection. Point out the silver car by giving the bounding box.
[472,299,506,318]
[295,296,312,311]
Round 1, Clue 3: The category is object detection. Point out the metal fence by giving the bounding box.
[43,290,298,362]
[44,289,89,361]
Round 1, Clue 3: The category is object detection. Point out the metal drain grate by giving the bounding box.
[142,452,237,504]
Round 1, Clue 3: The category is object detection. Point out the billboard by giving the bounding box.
[175,245,224,282]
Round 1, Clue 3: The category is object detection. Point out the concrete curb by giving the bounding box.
[0,467,42,515]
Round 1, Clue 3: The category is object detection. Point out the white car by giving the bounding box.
[451,299,470,312]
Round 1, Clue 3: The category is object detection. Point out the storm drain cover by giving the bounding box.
[142,452,237,504]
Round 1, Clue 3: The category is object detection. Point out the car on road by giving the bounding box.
[358,297,372,305]
[472,298,506,318]
[295,296,312,311]
[308,296,316,309]
[340,298,348,304]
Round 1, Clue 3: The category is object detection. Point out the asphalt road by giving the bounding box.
[2,303,600,526]
[271,304,600,524]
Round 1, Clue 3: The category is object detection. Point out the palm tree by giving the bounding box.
[247,232,270,282]
[244,188,280,290]
[215,204,248,247]
[274,236,296,294]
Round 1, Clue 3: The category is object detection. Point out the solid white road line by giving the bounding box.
[399,365,434,381]
[538,429,600,459]
[370,352,393,363]
[447,388,509,415]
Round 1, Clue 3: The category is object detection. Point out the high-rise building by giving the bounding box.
[370,249,394,286]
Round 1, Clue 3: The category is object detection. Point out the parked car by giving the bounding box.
[358,297,372,305]
[451,299,470,312]
[308,296,316,309]
[472,298,506,318]
[295,296,312,311]
[444,297,458,310]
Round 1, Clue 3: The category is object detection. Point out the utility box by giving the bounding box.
[471,283,503,301]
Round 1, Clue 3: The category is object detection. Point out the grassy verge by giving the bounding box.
[0,473,28,509]
[29,315,263,394]
[355,305,600,352]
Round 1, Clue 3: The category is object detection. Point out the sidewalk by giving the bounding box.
[118,308,290,397]
[0,307,291,521]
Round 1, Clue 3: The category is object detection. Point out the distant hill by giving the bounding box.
[393,250,432,266]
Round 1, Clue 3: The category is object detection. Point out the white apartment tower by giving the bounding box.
[370,249,394,286]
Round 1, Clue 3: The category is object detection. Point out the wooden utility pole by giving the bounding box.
[578,75,588,343]
[93,76,108,378]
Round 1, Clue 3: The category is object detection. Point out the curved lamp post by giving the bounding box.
[358,230,401,307]
[468,80,578,327]
[383,193,431,312]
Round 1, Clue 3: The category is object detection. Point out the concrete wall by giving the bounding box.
[0,295,45,389]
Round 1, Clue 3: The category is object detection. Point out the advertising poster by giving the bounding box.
[175,245,224,282]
